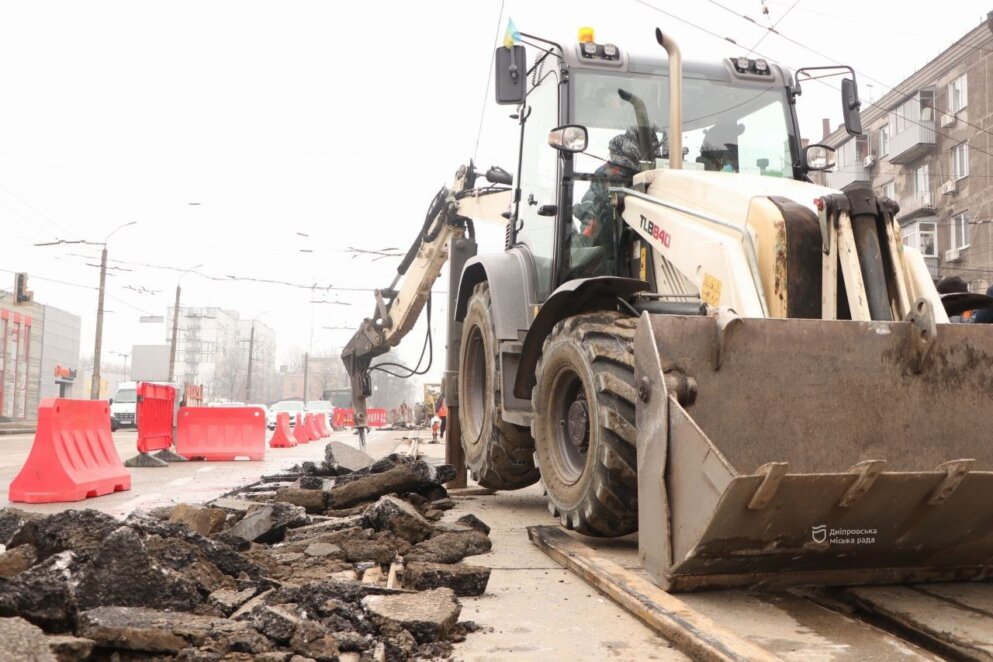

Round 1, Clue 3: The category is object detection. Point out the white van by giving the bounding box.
[110,381,138,427]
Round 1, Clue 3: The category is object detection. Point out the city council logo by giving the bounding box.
[811,524,828,544]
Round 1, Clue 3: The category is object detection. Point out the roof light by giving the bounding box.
[735,56,751,71]
[603,43,618,58]
[578,27,595,44]
[754,59,769,73]
[582,42,597,56]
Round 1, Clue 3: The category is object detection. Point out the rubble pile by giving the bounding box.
[0,442,491,661]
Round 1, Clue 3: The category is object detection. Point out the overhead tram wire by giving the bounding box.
[0,266,152,314]
[0,182,81,242]
[631,0,993,167]
[474,0,506,163]
[702,0,993,143]
[747,0,799,56]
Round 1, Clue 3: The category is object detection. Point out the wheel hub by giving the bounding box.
[565,399,589,452]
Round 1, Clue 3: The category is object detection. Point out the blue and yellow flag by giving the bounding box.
[503,18,521,48]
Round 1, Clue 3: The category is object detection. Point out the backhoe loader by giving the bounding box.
[343,26,993,591]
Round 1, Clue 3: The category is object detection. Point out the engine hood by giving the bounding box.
[633,169,838,226]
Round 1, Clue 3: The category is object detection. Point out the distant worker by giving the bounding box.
[431,415,441,443]
[436,397,448,441]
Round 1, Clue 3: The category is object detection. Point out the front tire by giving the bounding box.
[532,312,638,537]
[458,282,540,490]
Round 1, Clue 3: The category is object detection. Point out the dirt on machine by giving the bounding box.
[343,25,993,593]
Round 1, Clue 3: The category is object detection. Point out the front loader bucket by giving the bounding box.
[633,312,993,591]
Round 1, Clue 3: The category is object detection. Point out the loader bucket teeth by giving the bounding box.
[634,312,993,591]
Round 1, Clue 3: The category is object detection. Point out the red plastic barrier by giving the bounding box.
[293,413,310,444]
[367,408,387,428]
[316,415,331,437]
[305,413,321,441]
[136,382,176,453]
[269,412,295,448]
[175,406,265,461]
[333,408,354,428]
[9,398,131,503]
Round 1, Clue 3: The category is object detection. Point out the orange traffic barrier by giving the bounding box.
[316,414,331,437]
[293,413,311,444]
[333,408,354,429]
[305,413,321,441]
[9,398,131,503]
[175,406,265,461]
[269,412,295,448]
[368,408,388,427]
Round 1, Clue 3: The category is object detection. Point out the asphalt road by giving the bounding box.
[0,427,939,661]
[0,426,399,517]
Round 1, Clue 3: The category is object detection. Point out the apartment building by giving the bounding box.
[820,17,993,290]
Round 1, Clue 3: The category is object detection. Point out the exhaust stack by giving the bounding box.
[656,28,682,169]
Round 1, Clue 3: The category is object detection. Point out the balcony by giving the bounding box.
[899,192,936,220]
[889,120,936,165]
[826,161,871,191]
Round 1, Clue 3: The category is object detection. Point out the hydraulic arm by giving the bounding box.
[341,163,512,446]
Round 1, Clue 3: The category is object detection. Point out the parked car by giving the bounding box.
[267,399,305,430]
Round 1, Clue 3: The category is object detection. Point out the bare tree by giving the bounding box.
[212,345,244,401]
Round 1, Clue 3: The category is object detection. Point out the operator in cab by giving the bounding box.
[570,125,663,277]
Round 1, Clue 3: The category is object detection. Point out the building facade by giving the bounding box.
[820,19,993,290]
[0,291,81,422]
[166,306,277,403]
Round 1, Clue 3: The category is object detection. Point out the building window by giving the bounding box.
[951,142,969,180]
[878,125,889,156]
[914,164,929,198]
[902,221,937,257]
[952,211,970,250]
[949,74,968,113]
[877,181,895,200]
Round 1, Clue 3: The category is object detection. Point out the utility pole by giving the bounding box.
[90,244,108,399]
[168,264,203,384]
[244,321,256,402]
[302,352,309,402]
[168,284,181,382]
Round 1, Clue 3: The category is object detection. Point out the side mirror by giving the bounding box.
[109,399,114,405]
[485,166,513,185]
[803,144,836,171]
[494,46,527,105]
[841,78,862,135]
[548,125,588,153]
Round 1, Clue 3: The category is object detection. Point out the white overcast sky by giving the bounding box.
[1,0,990,385]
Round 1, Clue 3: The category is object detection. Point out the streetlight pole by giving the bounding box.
[113,351,131,379]
[90,221,136,399]
[168,264,203,384]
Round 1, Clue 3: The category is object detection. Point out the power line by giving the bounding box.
[747,0,799,56]
[0,267,153,315]
[0,182,80,241]
[702,0,993,144]
[474,0,506,162]
[633,0,993,169]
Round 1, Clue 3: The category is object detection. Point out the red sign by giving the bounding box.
[54,364,77,379]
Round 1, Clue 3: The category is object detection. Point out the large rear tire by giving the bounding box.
[458,282,540,490]
[532,311,638,537]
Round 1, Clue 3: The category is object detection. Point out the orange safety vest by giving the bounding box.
[437,402,447,417]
